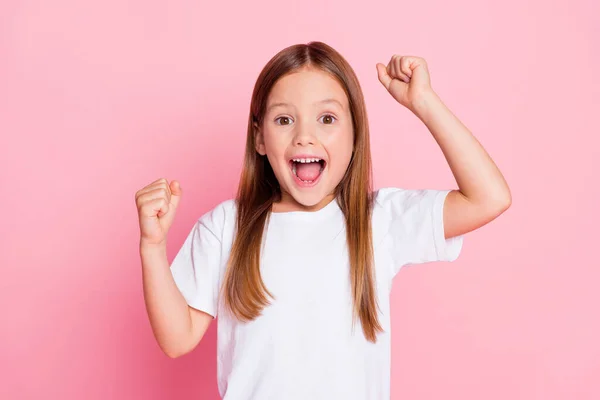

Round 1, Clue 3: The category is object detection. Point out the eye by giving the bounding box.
[320,114,337,124]
[275,116,293,126]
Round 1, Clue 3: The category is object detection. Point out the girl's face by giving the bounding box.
[256,67,354,212]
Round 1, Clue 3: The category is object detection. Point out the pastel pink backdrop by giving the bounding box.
[2,0,598,399]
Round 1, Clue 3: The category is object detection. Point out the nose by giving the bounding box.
[293,124,316,147]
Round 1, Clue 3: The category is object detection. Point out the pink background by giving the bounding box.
[2,0,599,399]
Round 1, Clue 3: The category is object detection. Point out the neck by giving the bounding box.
[272,192,336,213]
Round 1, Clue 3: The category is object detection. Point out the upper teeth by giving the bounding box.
[292,158,321,163]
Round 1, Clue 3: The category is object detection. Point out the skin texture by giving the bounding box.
[255,66,354,213]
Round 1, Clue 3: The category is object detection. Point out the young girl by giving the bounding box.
[136,41,511,399]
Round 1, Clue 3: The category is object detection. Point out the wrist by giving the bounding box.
[140,239,167,254]
[410,89,441,119]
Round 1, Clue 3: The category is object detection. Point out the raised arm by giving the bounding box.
[377,55,512,239]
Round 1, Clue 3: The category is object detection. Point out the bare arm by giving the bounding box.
[140,242,213,358]
[377,56,512,240]
[412,91,512,239]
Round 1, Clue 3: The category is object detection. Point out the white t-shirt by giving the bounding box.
[170,187,464,400]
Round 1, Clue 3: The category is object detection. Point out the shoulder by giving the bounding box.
[371,187,463,271]
[373,187,422,215]
[371,187,452,234]
[373,187,450,214]
[196,198,237,241]
[210,198,237,218]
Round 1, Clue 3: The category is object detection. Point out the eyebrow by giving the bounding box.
[266,98,345,113]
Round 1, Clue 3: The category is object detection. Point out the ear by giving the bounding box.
[254,122,266,156]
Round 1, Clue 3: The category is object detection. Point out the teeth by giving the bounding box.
[292,157,322,163]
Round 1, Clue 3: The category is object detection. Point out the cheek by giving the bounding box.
[262,130,289,175]
[323,126,354,163]
[262,129,287,154]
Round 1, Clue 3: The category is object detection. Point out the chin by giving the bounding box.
[290,192,326,207]
[285,182,338,209]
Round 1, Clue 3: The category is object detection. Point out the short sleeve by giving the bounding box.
[170,201,233,318]
[375,187,464,277]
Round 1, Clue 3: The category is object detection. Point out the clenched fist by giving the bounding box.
[376,55,433,112]
[135,178,182,247]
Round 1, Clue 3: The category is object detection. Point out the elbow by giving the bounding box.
[499,189,512,212]
[488,184,512,212]
[490,191,512,217]
[164,349,183,359]
[497,195,511,213]
[477,190,511,221]
[164,348,187,359]
[161,343,191,359]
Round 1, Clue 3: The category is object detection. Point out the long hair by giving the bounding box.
[221,41,383,342]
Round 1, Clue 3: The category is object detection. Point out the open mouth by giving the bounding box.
[289,157,326,185]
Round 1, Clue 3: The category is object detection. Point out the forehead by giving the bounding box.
[267,67,348,110]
